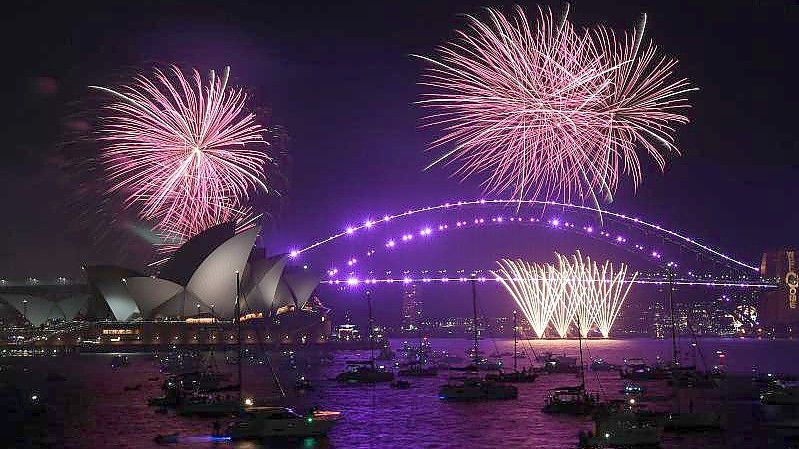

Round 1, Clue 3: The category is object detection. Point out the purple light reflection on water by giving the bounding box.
[7,338,794,449]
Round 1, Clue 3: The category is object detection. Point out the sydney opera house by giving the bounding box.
[0,222,331,349]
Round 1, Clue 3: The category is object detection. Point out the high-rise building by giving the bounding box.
[401,284,422,332]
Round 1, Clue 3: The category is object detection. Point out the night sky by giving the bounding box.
[1,0,796,304]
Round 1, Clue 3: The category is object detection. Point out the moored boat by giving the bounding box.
[438,377,518,401]
[227,407,341,439]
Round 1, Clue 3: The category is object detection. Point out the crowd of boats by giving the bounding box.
[129,286,799,448]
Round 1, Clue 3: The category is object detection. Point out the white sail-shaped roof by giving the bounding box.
[84,265,142,321]
[124,277,184,319]
[0,294,66,326]
[150,290,211,318]
[186,226,260,317]
[275,267,321,310]
[58,295,90,320]
[243,254,288,312]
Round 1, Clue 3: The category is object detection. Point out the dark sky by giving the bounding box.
[0,0,796,292]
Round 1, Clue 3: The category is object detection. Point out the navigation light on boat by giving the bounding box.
[244,397,254,406]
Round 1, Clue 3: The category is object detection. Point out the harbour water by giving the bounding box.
[3,337,798,449]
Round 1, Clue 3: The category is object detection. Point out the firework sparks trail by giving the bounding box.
[91,65,270,245]
[494,251,637,338]
[494,259,563,338]
[417,6,694,204]
[561,252,601,338]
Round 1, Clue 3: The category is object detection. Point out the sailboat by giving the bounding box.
[543,317,597,415]
[660,272,722,432]
[336,290,394,384]
[398,328,437,377]
[178,272,248,416]
[438,278,518,401]
[226,271,342,439]
[485,311,536,383]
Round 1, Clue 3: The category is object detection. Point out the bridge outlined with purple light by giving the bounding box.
[286,199,776,289]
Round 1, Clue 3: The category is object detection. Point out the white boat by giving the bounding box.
[227,407,341,439]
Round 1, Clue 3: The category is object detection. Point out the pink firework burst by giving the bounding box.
[91,65,270,244]
[417,5,695,204]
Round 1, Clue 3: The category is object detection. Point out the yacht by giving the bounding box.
[590,358,618,372]
[398,365,438,377]
[762,385,799,405]
[543,355,580,374]
[336,360,394,384]
[336,291,395,384]
[438,280,517,402]
[589,402,663,447]
[376,345,395,361]
[438,377,518,401]
[535,351,556,362]
[227,407,341,439]
[543,385,598,415]
[485,368,537,383]
[619,358,668,380]
[485,310,536,383]
[177,393,241,416]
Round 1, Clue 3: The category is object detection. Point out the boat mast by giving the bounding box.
[667,268,678,366]
[471,277,479,365]
[577,315,585,388]
[235,270,242,401]
[513,310,518,372]
[367,290,374,364]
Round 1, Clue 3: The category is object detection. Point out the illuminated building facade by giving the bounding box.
[0,221,331,348]
[760,248,799,335]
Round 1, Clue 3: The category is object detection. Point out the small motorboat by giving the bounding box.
[154,433,179,445]
[391,380,411,389]
[620,383,646,396]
